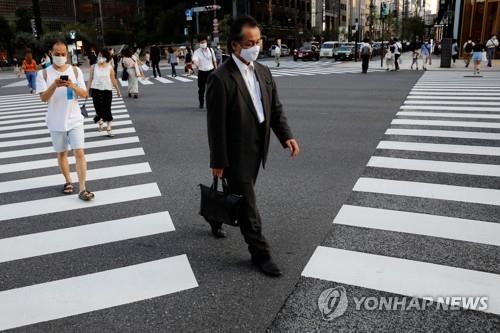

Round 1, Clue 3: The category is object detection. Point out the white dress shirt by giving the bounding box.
[193,48,216,71]
[232,54,265,124]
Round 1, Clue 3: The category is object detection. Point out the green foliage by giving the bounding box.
[40,32,65,52]
[14,32,41,53]
[401,17,425,41]
[0,16,13,51]
[15,7,33,33]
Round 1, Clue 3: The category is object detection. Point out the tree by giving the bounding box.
[0,16,13,51]
[15,7,33,33]
[401,17,425,41]
[13,32,41,55]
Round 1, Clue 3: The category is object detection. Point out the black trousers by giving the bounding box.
[361,55,370,73]
[91,88,113,123]
[394,54,401,70]
[198,69,213,106]
[152,60,161,77]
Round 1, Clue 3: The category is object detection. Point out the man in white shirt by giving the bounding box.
[37,40,94,201]
[393,37,402,71]
[485,35,499,67]
[206,16,300,277]
[273,41,281,67]
[192,37,217,108]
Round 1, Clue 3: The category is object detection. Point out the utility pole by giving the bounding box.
[369,0,374,41]
[232,0,237,19]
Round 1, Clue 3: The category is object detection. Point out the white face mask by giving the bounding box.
[239,45,260,63]
[52,56,67,66]
[98,56,106,64]
[200,43,207,49]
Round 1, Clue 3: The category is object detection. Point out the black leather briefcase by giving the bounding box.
[199,177,243,227]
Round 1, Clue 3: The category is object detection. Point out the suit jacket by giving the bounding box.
[150,46,161,61]
[206,57,293,181]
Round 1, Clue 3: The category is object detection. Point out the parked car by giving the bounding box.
[268,44,290,57]
[320,41,341,58]
[333,46,354,60]
[293,43,320,61]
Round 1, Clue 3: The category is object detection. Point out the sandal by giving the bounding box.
[62,182,74,194]
[78,190,95,201]
[106,128,114,137]
[98,120,105,131]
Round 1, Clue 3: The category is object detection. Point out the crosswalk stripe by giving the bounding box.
[377,140,500,156]
[0,114,130,132]
[0,127,136,148]
[0,162,151,194]
[401,105,500,112]
[0,95,38,102]
[0,107,127,122]
[407,95,500,100]
[0,109,128,125]
[353,177,500,206]
[409,92,500,96]
[0,136,140,159]
[0,96,122,106]
[414,85,500,89]
[404,100,500,106]
[171,76,193,82]
[0,104,125,117]
[397,111,500,119]
[0,120,133,139]
[138,78,154,85]
[154,77,173,84]
[0,254,197,331]
[0,99,124,109]
[385,128,500,140]
[334,205,500,246]
[119,79,128,87]
[0,183,161,221]
[302,247,500,315]
[411,89,500,92]
[391,118,500,129]
[367,156,500,177]
[0,147,145,174]
[0,211,174,263]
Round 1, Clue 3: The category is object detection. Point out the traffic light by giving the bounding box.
[380,2,389,17]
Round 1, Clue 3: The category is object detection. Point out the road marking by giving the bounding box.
[377,140,500,156]
[302,247,500,315]
[334,205,500,246]
[0,162,151,194]
[0,211,174,263]
[401,105,500,112]
[0,103,125,116]
[385,128,500,140]
[397,111,500,119]
[0,147,145,174]
[410,92,500,96]
[138,78,154,85]
[171,76,193,82]
[404,100,500,106]
[367,156,500,177]
[407,95,500,101]
[353,177,500,206]
[154,77,173,84]
[0,183,161,221]
[0,127,136,148]
[0,106,126,120]
[118,79,128,87]
[391,118,500,129]
[0,255,198,331]
[0,109,127,125]
[0,120,133,139]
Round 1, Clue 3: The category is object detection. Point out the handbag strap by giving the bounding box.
[212,176,230,193]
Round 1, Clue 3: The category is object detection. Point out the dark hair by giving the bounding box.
[98,48,111,62]
[52,40,68,50]
[198,35,208,42]
[168,46,174,53]
[227,16,259,54]
[363,38,370,43]
[452,39,457,43]
[121,48,132,57]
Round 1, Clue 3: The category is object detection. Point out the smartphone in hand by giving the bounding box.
[60,75,69,81]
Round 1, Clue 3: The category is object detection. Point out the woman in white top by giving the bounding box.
[87,49,121,137]
[121,48,141,99]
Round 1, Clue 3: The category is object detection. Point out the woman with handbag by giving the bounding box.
[87,49,121,137]
[167,47,177,77]
[121,48,140,99]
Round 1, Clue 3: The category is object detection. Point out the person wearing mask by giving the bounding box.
[206,16,300,277]
[87,49,121,137]
[215,44,223,67]
[393,37,402,71]
[463,38,475,67]
[167,47,177,77]
[122,49,140,99]
[41,53,52,69]
[88,48,97,66]
[451,39,459,65]
[22,51,38,94]
[193,37,217,109]
[185,47,193,76]
[485,35,499,67]
[150,43,162,78]
[360,38,372,74]
[420,40,431,70]
[36,40,93,201]
[471,40,485,75]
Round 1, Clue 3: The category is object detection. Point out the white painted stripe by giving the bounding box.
[0,104,125,117]
[119,79,128,87]
[0,127,136,148]
[0,211,174,263]
[391,118,500,129]
[414,85,500,89]
[171,75,193,82]
[397,111,500,119]
[353,177,500,206]
[0,99,124,109]
[385,128,500,140]
[0,94,38,101]
[154,77,173,84]
[404,100,500,106]
[407,95,500,101]
[0,108,127,121]
[412,89,500,92]
[377,141,500,156]
[0,120,133,139]
[0,183,161,221]
[0,254,197,331]
[401,105,500,112]
[302,247,500,314]
[367,156,500,177]
[0,114,129,132]
[268,72,298,76]
[138,78,154,85]
[410,92,500,96]
[0,162,151,194]
[0,147,145,174]
[0,136,139,159]
[0,80,30,88]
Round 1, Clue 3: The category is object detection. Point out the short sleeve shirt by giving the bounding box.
[36,65,86,132]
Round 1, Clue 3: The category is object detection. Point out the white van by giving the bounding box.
[320,41,341,58]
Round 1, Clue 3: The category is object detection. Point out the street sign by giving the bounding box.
[185,9,193,17]
[192,5,221,13]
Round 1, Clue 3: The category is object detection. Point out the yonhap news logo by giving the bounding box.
[317,286,489,321]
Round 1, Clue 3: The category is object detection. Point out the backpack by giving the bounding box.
[389,45,395,53]
[464,42,473,53]
[361,45,370,56]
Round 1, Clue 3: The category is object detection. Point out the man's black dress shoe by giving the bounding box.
[209,223,226,238]
[252,258,282,277]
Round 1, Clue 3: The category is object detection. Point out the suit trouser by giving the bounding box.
[361,55,370,73]
[152,60,161,77]
[394,54,400,70]
[487,48,495,66]
[198,70,213,106]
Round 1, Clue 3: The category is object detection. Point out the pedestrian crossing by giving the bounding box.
[0,92,198,330]
[299,71,500,318]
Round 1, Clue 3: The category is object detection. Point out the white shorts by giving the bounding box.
[50,125,85,153]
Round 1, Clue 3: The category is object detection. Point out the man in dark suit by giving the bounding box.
[150,44,162,78]
[206,16,300,277]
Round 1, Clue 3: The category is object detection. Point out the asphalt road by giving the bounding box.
[0,67,421,332]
